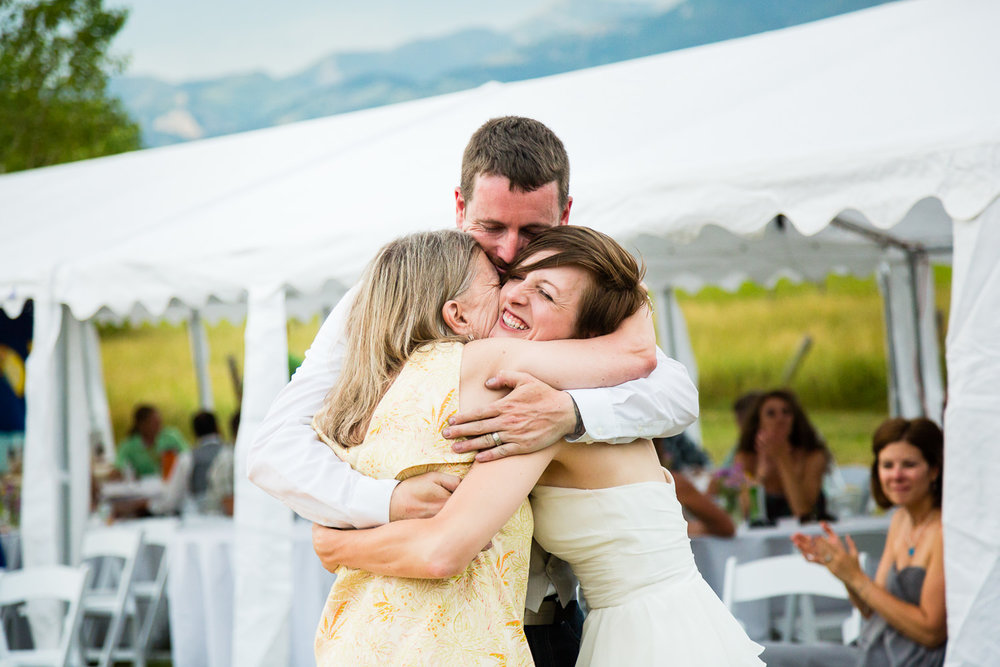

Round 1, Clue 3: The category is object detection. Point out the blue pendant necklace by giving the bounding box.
[906,512,934,558]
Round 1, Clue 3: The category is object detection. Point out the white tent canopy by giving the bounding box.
[2,0,998,663]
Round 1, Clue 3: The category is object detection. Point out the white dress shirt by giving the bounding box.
[247,285,699,528]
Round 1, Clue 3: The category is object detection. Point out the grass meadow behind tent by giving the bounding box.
[98,269,951,467]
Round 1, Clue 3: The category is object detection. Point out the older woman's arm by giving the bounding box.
[770,446,827,518]
[313,448,556,578]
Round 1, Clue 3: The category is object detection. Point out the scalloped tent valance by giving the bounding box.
[2,0,997,320]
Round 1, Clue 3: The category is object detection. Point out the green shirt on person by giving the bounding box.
[114,427,189,477]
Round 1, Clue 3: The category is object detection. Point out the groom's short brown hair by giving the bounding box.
[460,116,570,209]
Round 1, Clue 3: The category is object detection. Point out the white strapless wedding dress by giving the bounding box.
[530,473,764,666]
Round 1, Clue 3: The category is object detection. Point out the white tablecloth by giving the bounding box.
[100,476,165,502]
[691,513,892,640]
[166,516,336,667]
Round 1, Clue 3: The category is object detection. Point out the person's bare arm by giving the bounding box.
[313,449,556,577]
[465,303,658,391]
[446,306,700,460]
[767,443,827,518]
[797,520,946,646]
[672,471,735,538]
[793,516,896,619]
[845,524,946,646]
[443,307,655,458]
[312,337,570,577]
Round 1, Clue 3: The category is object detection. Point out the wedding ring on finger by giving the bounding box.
[489,431,503,447]
[823,554,833,564]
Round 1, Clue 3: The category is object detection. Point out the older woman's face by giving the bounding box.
[456,250,503,340]
[489,251,588,342]
[877,440,937,507]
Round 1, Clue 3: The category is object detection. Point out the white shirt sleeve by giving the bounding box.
[565,348,699,444]
[246,285,399,528]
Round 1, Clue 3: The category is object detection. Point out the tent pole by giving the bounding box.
[657,288,679,358]
[57,306,71,565]
[189,309,214,411]
[906,250,929,417]
[82,322,114,461]
[830,217,924,253]
[876,263,902,417]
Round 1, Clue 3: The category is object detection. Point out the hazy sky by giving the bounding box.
[110,0,547,82]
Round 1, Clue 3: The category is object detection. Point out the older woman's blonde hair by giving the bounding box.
[315,230,481,447]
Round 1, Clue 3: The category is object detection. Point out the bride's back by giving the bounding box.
[538,438,667,489]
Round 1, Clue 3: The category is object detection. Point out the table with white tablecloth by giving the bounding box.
[690,513,892,640]
[166,516,336,667]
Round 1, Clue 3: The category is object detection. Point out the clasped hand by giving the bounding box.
[442,370,576,463]
[755,427,791,460]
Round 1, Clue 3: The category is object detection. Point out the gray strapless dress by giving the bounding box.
[761,564,946,667]
[857,565,946,667]
[530,477,764,666]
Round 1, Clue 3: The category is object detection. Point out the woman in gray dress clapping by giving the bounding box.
[764,417,946,667]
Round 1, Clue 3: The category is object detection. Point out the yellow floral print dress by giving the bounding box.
[313,342,534,667]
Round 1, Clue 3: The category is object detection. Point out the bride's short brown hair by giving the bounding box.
[506,226,648,338]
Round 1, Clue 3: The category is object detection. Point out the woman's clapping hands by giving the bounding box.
[791,521,864,584]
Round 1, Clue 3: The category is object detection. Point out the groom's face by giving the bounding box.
[455,173,570,273]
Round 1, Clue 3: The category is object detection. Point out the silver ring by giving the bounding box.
[490,431,503,447]
[823,554,833,564]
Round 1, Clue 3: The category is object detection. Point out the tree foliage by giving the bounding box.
[0,0,141,173]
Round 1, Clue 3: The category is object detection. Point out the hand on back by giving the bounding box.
[388,471,461,521]
[443,370,576,463]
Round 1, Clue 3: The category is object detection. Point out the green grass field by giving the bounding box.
[98,269,951,466]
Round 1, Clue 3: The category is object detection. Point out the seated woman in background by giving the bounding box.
[735,389,832,521]
[114,404,188,478]
[764,417,946,666]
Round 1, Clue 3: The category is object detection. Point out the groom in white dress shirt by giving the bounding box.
[247,116,699,667]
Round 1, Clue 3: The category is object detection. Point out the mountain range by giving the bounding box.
[111,0,893,148]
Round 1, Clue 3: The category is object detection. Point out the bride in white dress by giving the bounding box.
[531,475,756,665]
[312,226,763,666]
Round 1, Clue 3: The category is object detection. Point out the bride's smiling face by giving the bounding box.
[489,251,590,342]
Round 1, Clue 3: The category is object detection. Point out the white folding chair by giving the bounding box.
[0,565,89,667]
[722,552,867,643]
[80,527,143,667]
[131,518,179,665]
